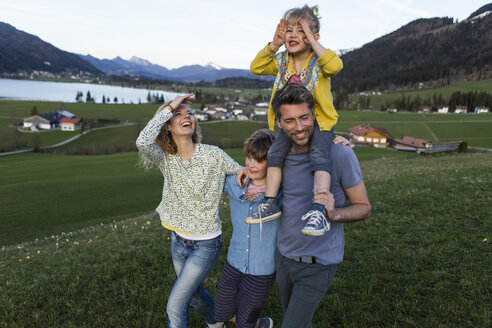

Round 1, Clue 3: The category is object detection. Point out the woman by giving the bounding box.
[136,94,241,328]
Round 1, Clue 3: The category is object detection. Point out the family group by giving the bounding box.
[136,5,371,328]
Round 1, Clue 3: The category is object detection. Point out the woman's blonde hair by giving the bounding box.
[139,102,202,169]
[283,4,320,34]
[154,102,202,155]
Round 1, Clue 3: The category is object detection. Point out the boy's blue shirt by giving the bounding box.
[224,174,282,275]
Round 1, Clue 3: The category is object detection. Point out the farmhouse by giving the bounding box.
[348,124,392,148]
[392,136,432,152]
[236,110,253,121]
[437,105,449,114]
[193,110,210,122]
[454,106,468,114]
[23,111,66,130]
[254,102,269,116]
[474,106,490,114]
[60,118,82,131]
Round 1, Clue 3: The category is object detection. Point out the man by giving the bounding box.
[273,84,371,328]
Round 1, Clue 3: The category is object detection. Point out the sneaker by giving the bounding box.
[301,209,330,236]
[245,198,281,224]
[256,317,273,328]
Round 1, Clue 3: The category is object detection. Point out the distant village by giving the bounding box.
[21,101,489,154]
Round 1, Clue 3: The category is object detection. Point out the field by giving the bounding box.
[1,152,490,327]
[350,79,492,109]
[1,92,491,326]
[1,100,491,151]
[0,147,419,247]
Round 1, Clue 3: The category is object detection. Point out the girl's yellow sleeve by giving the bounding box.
[250,43,279,76]
[317,49,343,77]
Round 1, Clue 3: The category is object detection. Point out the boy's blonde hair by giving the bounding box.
[283,4,320,34]
[243,129,275,162]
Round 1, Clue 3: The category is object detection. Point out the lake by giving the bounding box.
[0,78,180,103]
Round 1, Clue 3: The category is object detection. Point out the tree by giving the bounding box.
[86,91,92,103]
[102,94,106,104]
[114,96,118,103]
[31,106,38,116]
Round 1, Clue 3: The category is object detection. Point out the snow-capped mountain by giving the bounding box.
[78,55,266,82]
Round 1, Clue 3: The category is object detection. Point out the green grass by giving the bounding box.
[0,146,418,246]
[2,100,492,150]
[337,111,492,148]
[351,79,492,109]
[200,120,268,148]
[1,152,490,327]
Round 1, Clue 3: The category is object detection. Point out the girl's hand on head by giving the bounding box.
[271,19,286,51]
[169,93,195,111]
[299,20,318,46]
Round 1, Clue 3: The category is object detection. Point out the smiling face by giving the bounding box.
[276,102,315,152]
[168,105,195,137]
[245,156,267,185]
[284,22,311,55]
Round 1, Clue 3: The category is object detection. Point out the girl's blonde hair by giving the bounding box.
[283,4,320,34]
[139,102,202,169]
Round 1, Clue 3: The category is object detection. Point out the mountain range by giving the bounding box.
[78,54,269,82]
[1,3,491,89]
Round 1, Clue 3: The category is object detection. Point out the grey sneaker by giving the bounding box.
[256,317,273,328]
[245,198,281,224]
[301,210,330,236]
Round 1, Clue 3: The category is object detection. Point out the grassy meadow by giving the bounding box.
[1,90,491,326]
[351,78,492,109]
[1,152,490,327]
[1,100,491,151]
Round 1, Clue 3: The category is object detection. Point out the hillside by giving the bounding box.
[1,152,490,327]
[0,22,101,75]
[335,9,492,92]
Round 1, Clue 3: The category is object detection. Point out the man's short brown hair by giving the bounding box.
[272,84,315,121]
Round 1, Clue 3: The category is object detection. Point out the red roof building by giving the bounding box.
[348,124,392,148]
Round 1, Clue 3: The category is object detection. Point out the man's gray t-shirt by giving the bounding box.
[277,144,363,265]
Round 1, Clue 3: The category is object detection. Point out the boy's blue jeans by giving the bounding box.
[167,231,222,328]
[267,120,334,174]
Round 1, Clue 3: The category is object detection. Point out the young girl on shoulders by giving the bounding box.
[136,94,241,328]
[249,5,343,237]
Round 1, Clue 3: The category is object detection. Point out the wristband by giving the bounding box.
[167,104,175,111]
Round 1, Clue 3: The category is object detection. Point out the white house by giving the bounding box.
[437,105,449,114]
[23,111,66,130]
[60,117,82,131]
[474,106,490,114]
[194,110,210,122]
[454,106,468,114]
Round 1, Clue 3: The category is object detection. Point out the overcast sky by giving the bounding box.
[1,0,488,69]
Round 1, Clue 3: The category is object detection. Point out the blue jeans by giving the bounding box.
[167,232,223,328]
[267,120,334,174]
[275,250,338,328]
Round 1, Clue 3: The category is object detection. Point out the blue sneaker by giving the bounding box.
[245,198,281,224]
[256,317,273,328]
[301,209,330,236]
